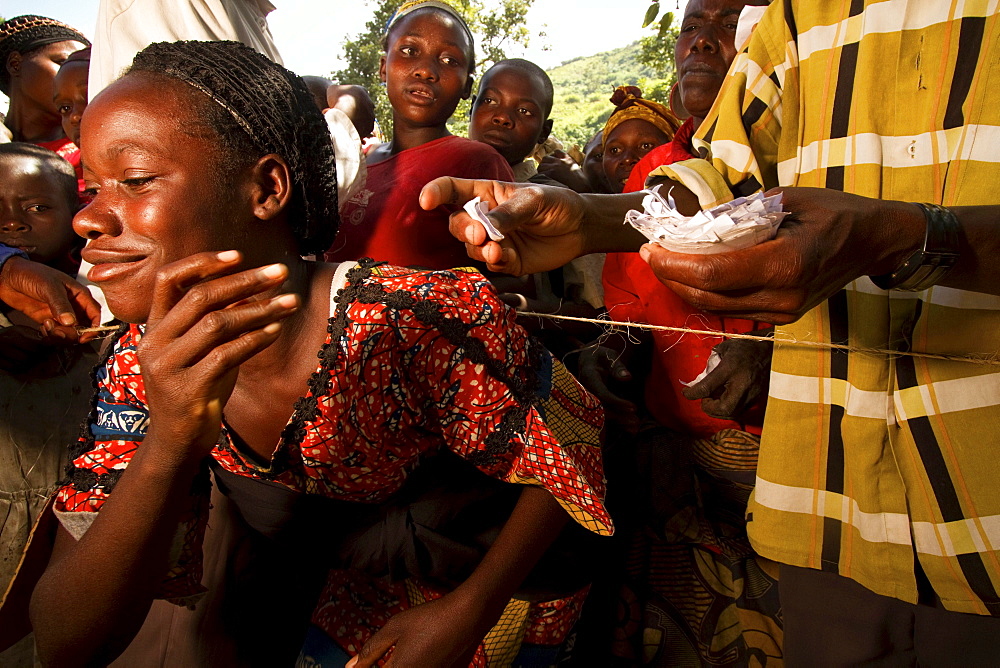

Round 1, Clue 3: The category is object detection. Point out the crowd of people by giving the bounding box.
[0,0,997,666]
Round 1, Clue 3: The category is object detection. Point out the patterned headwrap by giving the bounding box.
[0,15,90,94]
[602,85,681,148]
[128,41,340,256]
[384,0,475,51]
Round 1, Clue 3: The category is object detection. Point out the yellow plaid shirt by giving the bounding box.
[651,0,1000,614]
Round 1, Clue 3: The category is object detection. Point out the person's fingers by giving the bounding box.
[64,281,103,327]
[419,176,485,211]
[149,255,288,334]
[147,293,299,369]
[482,184,546,235]
[640,242,785,293]
[190,318,286,381]
[681,364,727,400]
[146,251,245,323]
[21,261,80,326]
[609,356,632,382]
[349,622,398,668]
[652,275,806,324]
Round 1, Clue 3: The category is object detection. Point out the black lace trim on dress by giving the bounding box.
[275,257,546,473]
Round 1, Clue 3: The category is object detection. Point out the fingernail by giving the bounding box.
[259,263,286,280]
[639,244,650,262]
[58,313,76,326]
[274,293,298,308]
[217,250,240,262]
[262,322,282,335]
[345,658,359,668]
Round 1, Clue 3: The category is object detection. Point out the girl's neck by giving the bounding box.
[6,97,64,144]
[235,255,332,376]
[388,122,452,155]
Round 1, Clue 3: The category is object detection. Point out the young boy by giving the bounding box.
[0,143,80,278]
[52,47,90,149]
[0,143,95,622]
[468,58,554,183]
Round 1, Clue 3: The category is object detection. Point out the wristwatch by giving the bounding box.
[0,243,29,275]
[869,203,960,292]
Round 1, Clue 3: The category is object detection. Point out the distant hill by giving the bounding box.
[547,41,674,150]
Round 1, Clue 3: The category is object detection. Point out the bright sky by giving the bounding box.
[5,0,686,76]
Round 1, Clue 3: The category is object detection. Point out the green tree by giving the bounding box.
[333,0,535,140]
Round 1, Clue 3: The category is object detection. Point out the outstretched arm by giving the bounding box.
[642,188,1000,324]
[424,177,700,275]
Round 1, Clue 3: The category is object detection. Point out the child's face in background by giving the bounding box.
[602,119,670,192]
[582,131,611,194]
[469,65,551,166]
[0,156,77,267]
[380,9,474,132]
[53,60,90,146]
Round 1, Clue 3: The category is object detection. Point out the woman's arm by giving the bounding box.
[30,252,297,666]
[349,485,569,668]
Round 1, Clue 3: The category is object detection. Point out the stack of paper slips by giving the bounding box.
[626,186,788,254]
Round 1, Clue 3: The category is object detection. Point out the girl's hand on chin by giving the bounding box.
[136,250,299,460]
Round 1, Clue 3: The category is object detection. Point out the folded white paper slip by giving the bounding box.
[464,197,505,241]
[626,186,788,254]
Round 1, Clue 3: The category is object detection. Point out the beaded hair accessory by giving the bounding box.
[129,41,340,255]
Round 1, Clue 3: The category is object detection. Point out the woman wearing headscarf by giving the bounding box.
[600,86,680,193]
[0,15,89,165]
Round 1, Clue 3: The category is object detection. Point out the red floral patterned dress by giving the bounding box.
[54,259,611,665]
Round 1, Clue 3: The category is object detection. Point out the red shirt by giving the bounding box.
[327,136,514,269]
[603,118,765,438]
[36,136,86,198]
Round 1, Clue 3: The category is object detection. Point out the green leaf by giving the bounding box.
[658,12,674,38]
[642,2,660,28]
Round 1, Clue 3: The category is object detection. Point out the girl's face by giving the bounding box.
[379,10,474,131]
[11,40,86,118]
[74,76,250,324]
[0,155,77,268]
[53,59,89,146]
[602,119,670,192]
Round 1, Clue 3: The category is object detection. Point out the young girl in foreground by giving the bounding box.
[27,41,610,667]
[327,1,514,269]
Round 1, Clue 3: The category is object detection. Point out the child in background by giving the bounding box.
[0,16,89,168]
[538,130,614,194]
[468,58,554,184]
[52,47,90,194]
[601,86,679,192]
[327,0,513,269]
[468,59,607,353]
[0,144,96,645]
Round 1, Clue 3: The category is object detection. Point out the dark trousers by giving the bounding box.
[780,565,1000,667]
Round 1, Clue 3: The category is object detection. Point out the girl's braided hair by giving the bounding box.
[128,40,340,256]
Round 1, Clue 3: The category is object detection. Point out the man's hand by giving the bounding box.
[640,187,925,324]
[422,177,591,275]
[537,150,592,193]
[578,345,641,436]
[682,335,772,420]
[0,256,102,334]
